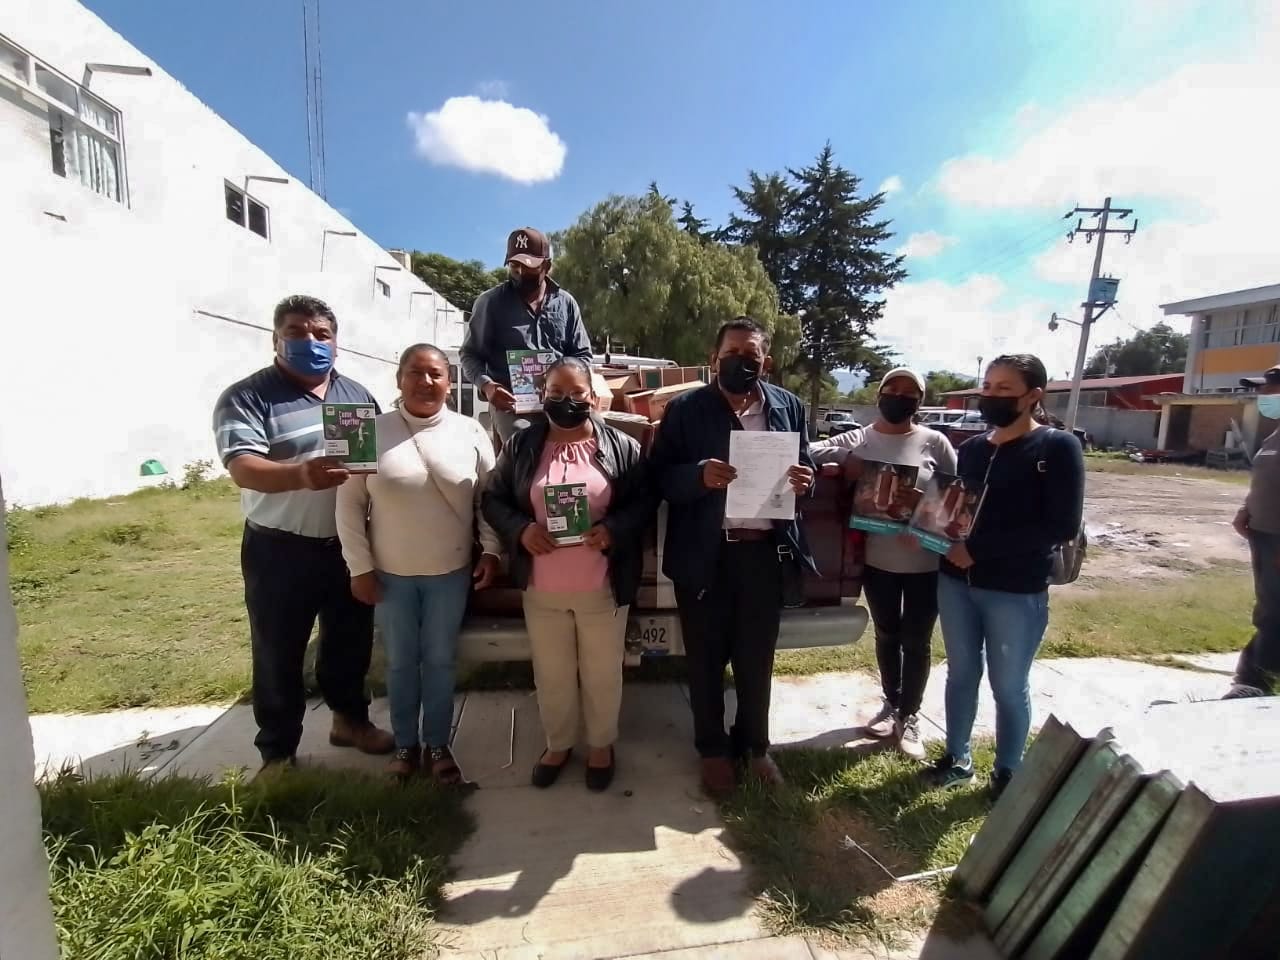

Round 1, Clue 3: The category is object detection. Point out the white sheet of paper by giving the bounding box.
[725,430,800,520]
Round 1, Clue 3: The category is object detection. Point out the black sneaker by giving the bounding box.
[921,754,974,790]
[1223,683,1268,700]
[989,767,1015,801]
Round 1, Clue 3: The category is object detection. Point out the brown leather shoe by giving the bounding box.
[748,753,785,788]
[329,715,395,755]
[700,757,737,800]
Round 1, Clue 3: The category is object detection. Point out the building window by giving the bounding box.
[376,278,391,298]
[224,182,269,239]
[0,34,127,204]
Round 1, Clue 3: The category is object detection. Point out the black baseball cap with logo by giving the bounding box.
[506,227,552,269]
[1240,366,1280,388]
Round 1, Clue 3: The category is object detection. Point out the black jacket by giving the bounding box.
[648,382,816,593]
[941,427,1085,593]
[481,414,654,606]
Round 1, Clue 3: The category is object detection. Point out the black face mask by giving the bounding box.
[878,394,919,425]
[510,272,541,297]
[544,395,592,430]
[717,356,762,396]
[978,394,1028,428]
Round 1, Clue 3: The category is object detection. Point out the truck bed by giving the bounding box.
[459,474,869,663]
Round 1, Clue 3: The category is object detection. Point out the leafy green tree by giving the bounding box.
[553,193,783,366]
[677,201,711,241]
[924,371,977,405]
[1084,322,1188,377]
[727,146,907,424]
[409,252,505,314]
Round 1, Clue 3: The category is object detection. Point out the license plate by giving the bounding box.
[625,615,680,661]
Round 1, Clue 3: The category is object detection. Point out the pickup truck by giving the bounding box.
[458,473,869,664]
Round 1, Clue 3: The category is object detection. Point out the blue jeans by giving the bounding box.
[937,574,1049,773]
[376,568,471,749]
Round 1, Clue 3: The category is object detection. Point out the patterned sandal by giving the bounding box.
[426,746,465,786]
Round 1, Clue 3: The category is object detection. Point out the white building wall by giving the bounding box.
[0,0,465,506]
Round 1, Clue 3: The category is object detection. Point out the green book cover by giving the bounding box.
[321,403,378,472]
[984,737,1124,935]
[506,349,556,414]
[1022,774,1181,960]
[953,716,1090,901]
[994,750,1145,957]
[543,482,591,545]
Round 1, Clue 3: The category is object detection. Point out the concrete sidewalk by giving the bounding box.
[26,653,1240,959]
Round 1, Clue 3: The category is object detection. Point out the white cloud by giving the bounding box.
[876,275,1074,379]
[407,96,567,184]
[936,30,1279,212]
[919,7,1279,354]
[877,175,904,197]
[896,231,956,259]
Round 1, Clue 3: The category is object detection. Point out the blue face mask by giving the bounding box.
[1258,394,1280,421]
[279,337,334,377]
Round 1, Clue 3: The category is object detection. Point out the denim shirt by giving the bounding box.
[459,279,593,389]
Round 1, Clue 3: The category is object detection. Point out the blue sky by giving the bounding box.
[85,0,1277,376]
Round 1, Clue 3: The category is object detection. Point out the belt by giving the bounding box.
[245,520,339,546]
[722,528,773,543]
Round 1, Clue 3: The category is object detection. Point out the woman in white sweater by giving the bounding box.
[336,344,502,782]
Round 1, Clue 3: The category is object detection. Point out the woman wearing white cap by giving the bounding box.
[811,368,956,759]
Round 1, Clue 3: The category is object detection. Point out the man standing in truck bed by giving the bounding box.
[649,316,816,799]
[460,227,594,442]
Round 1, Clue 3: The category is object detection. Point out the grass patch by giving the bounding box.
[775,570,1252,675]
[41,767,473,959]
[12,480,250,712]
[1085,457,1250,485]
[722,744,994,947]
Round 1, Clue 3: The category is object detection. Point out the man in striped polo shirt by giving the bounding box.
[213,295,394,771]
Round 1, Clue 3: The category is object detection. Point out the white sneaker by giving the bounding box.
[897,713,926,761]
[864,699,896,739]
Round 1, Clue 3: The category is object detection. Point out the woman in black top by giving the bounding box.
[922,355,1084,799]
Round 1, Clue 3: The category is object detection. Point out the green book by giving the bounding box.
[543,483,591,545]
[984,737,1126,935]
[321,403,378,472]
[1021,773,1181,960]
[953,716,1091,901]
[994,748,1146,956]
[506,349,556,414]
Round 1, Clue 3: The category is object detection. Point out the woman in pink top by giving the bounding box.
[483,359,654,792]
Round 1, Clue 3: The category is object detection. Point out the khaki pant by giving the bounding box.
[523,587,628,751]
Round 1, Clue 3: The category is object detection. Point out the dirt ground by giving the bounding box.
[1074,471,1250,588]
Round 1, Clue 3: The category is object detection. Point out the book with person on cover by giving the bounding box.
[542,483,591,545]
[321,403,378,472]
[506,349,557,414]
[848,461,921,535]
[909,472,985,554]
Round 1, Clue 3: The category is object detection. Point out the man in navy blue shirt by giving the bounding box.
[649,317,816,798]
[460,228,594,442]
[213,295,394,772]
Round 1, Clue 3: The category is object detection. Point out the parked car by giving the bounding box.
[934,410,989,447]
[918,409,966,428]
[817,410,862,438]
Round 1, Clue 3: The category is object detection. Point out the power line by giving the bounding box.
[314,0,327,199]
[1062,197,1139,430]
[301,0,314,192]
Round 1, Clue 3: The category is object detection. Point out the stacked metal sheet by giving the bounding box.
[953,700,1280,959]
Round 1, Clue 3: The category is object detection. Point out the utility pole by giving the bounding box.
[1062,197,1137,431]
